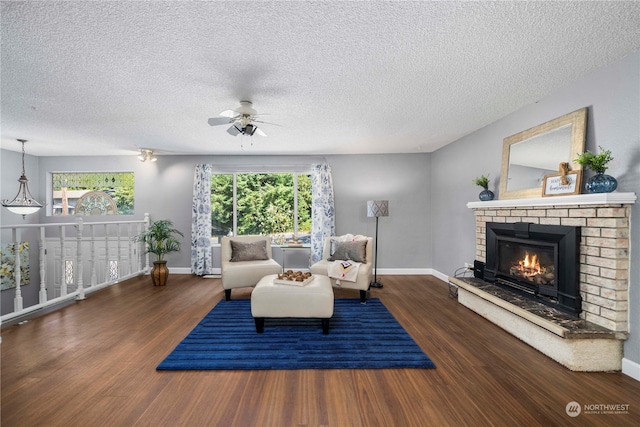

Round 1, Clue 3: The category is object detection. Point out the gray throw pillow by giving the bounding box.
[230,240,269,262]
[327,240,367,263]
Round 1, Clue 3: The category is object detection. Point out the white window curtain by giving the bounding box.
[191,164,212,275]
[310,163,335,264]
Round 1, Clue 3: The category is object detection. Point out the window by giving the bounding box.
[51,172,134,216]
[211,172,312,244]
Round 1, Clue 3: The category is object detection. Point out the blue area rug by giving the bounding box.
[157,298,436,370]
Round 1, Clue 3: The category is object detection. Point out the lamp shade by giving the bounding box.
[367,200,389,218]
[7,205,42,216]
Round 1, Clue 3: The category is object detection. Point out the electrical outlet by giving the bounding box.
[465,262,473,270]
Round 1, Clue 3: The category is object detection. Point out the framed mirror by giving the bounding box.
[500,108,587,199]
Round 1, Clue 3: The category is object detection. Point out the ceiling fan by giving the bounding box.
[208,101,276,137]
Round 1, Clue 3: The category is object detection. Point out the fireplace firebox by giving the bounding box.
[484,222,581,315]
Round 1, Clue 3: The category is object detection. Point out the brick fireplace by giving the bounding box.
[450,192,636,371]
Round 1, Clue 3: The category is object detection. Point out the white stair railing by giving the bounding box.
[0,214,149,323]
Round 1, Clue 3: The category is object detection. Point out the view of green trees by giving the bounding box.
[104,186,134,215]
[211,173,312,243]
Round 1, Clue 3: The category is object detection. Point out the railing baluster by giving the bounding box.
[127,223,133,276]
[75,217,85,300]
[39,226,47,304]
[116,223,122,279]
[104,223,109,283]
[12,228,23,312]
[90,224,97,287]
[60,226,67,297]
[135,222,142,272]
[136,223,147,273]
[144,213,150,274]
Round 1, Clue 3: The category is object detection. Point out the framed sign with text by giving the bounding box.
[542,171,582,197]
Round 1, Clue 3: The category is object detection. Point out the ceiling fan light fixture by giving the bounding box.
[2,139,44,218]
[245,124,257,136]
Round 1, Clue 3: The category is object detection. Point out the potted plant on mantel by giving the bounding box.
[134,219,183,286]
[473,174,494,201]
[574,146,617,193]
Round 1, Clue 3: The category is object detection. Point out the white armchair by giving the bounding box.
[221,235,282,301]
[309,235,373,303]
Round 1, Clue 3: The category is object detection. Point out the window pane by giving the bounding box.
[210,172,312,245]
[237,173,294,244]
[51,172,134,216]
[211,174,234,243]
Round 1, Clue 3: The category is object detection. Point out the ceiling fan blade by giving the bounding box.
[219,109,236,118]
[208,117,231,126]
[252,119,282,127]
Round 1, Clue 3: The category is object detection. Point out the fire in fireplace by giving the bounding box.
[484,222,581,315]
[510,250,554,284]
[497,240,556,297]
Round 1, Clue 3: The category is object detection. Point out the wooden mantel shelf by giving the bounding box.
[467,192,636,209]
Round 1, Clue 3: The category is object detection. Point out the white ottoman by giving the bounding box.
[251,274,334,334]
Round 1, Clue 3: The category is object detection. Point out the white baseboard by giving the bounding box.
[622,358,640,381]
[376,268,433,276]
[168,267,192,275]
[169,267,436,282]
[428,269,449,283]
[163,267,221,275]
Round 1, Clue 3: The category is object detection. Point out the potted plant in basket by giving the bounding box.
[473,174,494,201]
[574,146,617,193]
[134,219,183,286]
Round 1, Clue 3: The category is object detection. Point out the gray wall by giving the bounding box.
[325,154,432,270]
[1,152,432,314]
[431,51,640,371]
[32,153,432,270]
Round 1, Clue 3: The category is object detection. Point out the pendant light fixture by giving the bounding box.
[2,139,44,218]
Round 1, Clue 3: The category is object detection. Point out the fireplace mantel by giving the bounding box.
[467,192,636,209]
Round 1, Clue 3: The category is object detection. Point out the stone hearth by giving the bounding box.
[449,276,626,371]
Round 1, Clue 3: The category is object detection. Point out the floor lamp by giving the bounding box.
[367,200,389,289]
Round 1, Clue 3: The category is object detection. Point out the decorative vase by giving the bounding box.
[151,261,169,286]
[479,189,495,201]
[585,172,617,194]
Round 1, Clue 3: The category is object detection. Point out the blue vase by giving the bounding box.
[585,172,617,193]
[479,189,494,201]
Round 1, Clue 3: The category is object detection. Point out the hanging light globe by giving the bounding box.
[2,139,44,218]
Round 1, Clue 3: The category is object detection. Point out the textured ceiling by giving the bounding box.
[1,1,640,157]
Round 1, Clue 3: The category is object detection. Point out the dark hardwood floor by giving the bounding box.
[2,274,639,426]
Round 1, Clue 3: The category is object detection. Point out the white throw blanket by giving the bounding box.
[327,260,361,284]
[326,234,367,285]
